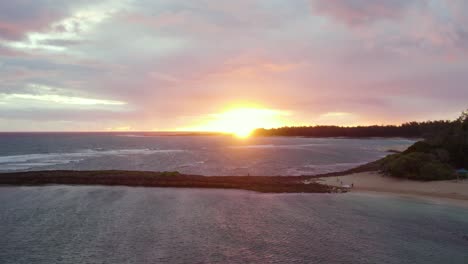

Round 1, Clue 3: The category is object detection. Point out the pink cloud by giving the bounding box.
[0,9,63,40]
[0,1,92,41]
[119,11,187,29]
[0,45,27,57]
[1,0,467,131]
[310,0,413,26]
[310,0,468,59]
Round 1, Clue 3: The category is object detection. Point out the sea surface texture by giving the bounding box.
[0,186,467,264]
[0,133,415,175]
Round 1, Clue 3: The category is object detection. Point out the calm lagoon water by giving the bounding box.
[0,186,467,264]
[0,133,415,175]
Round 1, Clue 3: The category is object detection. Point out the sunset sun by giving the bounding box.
[2,0,468,262]
[181,107,288,138]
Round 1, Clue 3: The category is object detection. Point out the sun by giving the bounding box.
[180,107,288,138]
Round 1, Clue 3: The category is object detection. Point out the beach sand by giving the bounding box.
[317,171,468,207]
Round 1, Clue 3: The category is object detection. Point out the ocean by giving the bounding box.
[0,186,467,264]
[2,134,467,264]
[0,133,415,175]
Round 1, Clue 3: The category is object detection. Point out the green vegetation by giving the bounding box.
[380,110,468,181]
[381,153,454,180]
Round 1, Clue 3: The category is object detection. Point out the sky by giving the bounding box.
[0,0,467,132]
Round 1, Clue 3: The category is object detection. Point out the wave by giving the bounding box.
[286,162,367,176]
[0,149,185,171]
[176,161,206,168]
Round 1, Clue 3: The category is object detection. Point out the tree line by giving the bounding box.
[253,120,454,138]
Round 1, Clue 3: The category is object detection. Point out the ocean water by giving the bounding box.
[1,135,466,263]
[0,186,467,264]
[0,133,415,175]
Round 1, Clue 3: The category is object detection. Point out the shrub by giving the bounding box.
[381,152,455,181]
[432,148,451,163]
[403,141,433,154]
[419,162,454,181]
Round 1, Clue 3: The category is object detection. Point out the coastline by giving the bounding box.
[1,169,467,207]
[317,171,468,207]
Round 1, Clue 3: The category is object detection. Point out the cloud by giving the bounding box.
[0,1,66,40]
[310,0,468,57]
[1,1,129,53]
[0,0,467,131]
[0,83,127,111]
[1,93,125,106]
[310,0,414,26]
[315,112,363,126]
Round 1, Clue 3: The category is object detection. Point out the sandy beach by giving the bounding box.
[318,171,468,206]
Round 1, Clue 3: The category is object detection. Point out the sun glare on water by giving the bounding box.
[182,107,288,138]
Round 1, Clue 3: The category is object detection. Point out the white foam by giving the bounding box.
[286,162,367,176]
[304,162,366,169]
[176,161,206,168]
[0,148,185,171]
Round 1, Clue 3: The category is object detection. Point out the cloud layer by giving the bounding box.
[0,0,467,131]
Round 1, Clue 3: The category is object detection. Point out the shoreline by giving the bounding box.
[1,169,467,207]
[317,171,468,207]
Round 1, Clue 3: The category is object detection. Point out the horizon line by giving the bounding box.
[0,120,454,134]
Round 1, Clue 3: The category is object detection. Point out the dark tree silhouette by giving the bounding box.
[253,120,453,138]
